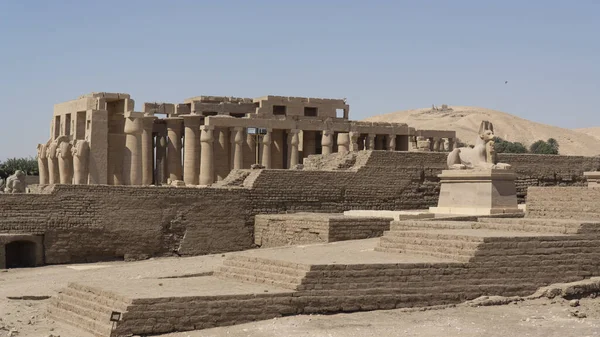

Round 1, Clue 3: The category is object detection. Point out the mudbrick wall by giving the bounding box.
[0,185,252,264]
[1,151,599,265]
[254,214,390,247]
[527,186,600,220]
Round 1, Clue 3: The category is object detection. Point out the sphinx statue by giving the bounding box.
[446,121,511,170]
[5,170,27,193]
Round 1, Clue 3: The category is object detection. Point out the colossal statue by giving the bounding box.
[446,121,511,170]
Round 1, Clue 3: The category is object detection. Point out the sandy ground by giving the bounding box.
[1,253,600,337]
[365,106,600,156]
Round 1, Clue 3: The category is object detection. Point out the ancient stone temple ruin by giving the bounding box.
[37,92,456,186]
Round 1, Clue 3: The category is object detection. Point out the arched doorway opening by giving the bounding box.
[5,241,37,268]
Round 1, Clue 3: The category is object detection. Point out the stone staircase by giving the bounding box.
[47,283,131,337]
[376,218,600,263]
[375,229,485,262]
[215,254,311,290]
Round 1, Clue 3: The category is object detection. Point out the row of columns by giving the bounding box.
[196,130,403,185]
[96,113,457,187]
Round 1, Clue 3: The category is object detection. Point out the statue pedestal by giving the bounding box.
[584,171,600,188]
[429,169,522,216]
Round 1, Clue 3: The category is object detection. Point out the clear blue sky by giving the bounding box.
[1,0,599,160]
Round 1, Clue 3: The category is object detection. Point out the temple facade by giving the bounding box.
[37,92,456,186]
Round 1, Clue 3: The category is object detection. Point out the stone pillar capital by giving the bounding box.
[142,116,158,130]
[232,127,245,144]
[289,129,300,146]
[200,126,215,143]
[262,128,273,145]
[182,114,202,128]
[124,116,144,135]
[164,117,184,128]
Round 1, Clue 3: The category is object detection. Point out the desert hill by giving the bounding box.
[574,127,600,141]
[364,106,600,157]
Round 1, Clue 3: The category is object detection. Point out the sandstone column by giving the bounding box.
[388,134,397,151]
[337,132,350,154]
[165,118,184,182]
[445,138,454,151]
[122,115,143,185]
[288,129,300,168]
[46,141,60,184]
[71,140,90,185]
[367,134,376,150]
[199,125,215,185]
[37,143,49,185]
[57,139,73,184]
[183,115,202,185]
[321,130,333,155]
[141,116,157,185]
[349,132,359,152]
[155,132,168,185]
[432,138,441,152]
[232,127,245,170]
[261,129,272,169]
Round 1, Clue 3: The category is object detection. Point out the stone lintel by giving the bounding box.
[123,111,145,119]
[414,129,456,138]
[143,102,175,115]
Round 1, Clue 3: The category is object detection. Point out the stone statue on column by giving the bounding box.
[71,139,90,185]
[56,136,73,184]
[37,141,50,185]
[46,140,60,184]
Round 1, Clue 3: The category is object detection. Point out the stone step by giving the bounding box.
[390,220,477,231]
[383,230,488,242]
[374,246,471,262]
[55,293,116,322]
[380,232,483,249]
[47,302,112,337]
[61,286,129,312]
[378,239,478,257]
[222,258,307,277]
[226,254,312,271]
[477,218,600,234]
[67,282,129,303]
[215,266,302,290]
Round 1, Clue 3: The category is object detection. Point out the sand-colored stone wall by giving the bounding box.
[526,186,600,220]
[0,185,252,264]
[254,214,390,247]
[2,151,600,264]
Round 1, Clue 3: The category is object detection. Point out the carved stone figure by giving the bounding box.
[37,142,50,184]
[71,139,90,185]
[5,170,27,193]
[446,121,511,170]
[46,140,60,184]
[56,136,73,184]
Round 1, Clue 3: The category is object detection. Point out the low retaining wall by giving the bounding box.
[254,214,391,247]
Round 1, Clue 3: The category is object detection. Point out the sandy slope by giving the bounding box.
[364,106,600,156]
[574,127,600,141]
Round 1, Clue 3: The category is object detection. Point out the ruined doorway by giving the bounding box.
[5,241,37,268]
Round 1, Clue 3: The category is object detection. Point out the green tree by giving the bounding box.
[530,139,559,155]
[0,157,39,179]
[494,137,528,154]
